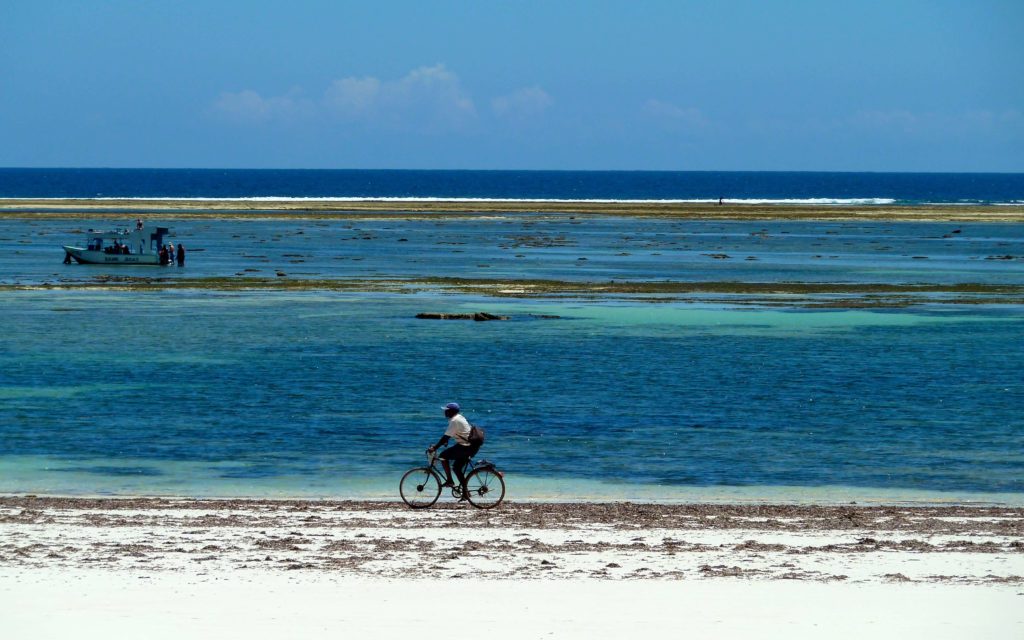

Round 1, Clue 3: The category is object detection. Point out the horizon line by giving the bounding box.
[2,166,1024,175]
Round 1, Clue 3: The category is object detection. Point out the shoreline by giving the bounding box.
[6,487,1024,508]
[5,492,1024,510]
[2,198,1024,221]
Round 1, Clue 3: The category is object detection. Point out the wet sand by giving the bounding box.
[2,198,1024,222]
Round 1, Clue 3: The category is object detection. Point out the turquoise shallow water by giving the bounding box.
[1,284,1022,502]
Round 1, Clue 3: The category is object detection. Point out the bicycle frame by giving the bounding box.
[400,448,504,509]
[426,450,482,497]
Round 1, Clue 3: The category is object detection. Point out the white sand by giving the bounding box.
[2,570,1022,639]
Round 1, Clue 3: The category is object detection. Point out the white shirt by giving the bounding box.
[445,414,472,446]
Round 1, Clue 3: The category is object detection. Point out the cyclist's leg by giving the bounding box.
[449,446,472,491]
[458,443,481,488]
[438,447,458,486]
[454,457,468,490]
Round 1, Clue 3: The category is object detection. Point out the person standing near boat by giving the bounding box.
[176,243,186,266]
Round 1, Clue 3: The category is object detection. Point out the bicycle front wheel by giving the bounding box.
[464,467,505,509]
[400,467,442,509]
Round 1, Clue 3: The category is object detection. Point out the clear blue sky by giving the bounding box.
[2,1,1022,171]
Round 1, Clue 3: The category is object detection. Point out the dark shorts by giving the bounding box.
[439,443,479,463]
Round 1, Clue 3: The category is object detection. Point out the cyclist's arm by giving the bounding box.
[430,435,450,451]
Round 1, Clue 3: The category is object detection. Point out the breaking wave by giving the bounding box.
[11,196,902,206]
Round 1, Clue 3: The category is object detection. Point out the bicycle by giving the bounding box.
[399,449,506,509]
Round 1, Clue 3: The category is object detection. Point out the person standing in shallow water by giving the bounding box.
[176,243,186,266]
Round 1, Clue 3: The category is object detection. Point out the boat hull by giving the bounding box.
[63,247,162,265]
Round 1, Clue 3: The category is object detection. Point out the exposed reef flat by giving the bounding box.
[6,275,1024,308]
[3,199,1024,222]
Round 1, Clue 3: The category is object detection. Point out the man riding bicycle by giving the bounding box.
[428,402,481,496]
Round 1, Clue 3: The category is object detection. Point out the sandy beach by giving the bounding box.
[2,496,1022,638]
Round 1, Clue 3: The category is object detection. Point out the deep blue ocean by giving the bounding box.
[1,169,1022,503]
[2,168,1024,204]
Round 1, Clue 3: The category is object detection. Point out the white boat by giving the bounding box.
[63,226,172,265]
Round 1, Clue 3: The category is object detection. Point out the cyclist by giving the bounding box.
[428,402,480,495]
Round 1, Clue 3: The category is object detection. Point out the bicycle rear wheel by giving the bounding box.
[400,467,442,508]
[464,467,505,509]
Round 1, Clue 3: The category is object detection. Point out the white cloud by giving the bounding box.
[324,64,476,129]
[966,109,1024,134]
[323,77,381,117]
[388,64,477,128]
[849,109,1024,136]
[212,89,313,123]
[492,86,553,119]
[643,100,710,131]
[215,65,477,132]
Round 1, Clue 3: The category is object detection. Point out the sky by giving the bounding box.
[1,0,1022,171]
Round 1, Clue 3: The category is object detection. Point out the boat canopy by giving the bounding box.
[82,227,170,254]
